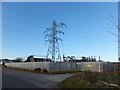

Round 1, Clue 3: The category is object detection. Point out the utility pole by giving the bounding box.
[44,19,66,62]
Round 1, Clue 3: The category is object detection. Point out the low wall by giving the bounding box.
[5,62,50,71]
[5,61,114,72]
[77,62,114,72]
[77,62,103,72]
[50,62,77,71]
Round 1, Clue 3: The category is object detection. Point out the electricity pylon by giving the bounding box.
[44,19,66,62]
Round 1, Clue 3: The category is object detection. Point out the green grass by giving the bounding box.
[62,71,120,88]
[62,77,99,88]
[48,70,82,74]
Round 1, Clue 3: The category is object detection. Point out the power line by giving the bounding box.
[2,13,117,57]
[2,24,116,49]
[3,28,41,41]
[2,25,42,36]
[1,14,45,29]
[2,5,45,29]
[2,12,115,46]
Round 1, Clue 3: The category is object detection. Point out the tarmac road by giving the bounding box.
[2,66,73,89]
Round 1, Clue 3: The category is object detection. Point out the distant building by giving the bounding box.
[34,58,51,62]
[0,59,14,65]
[25,55,51,62]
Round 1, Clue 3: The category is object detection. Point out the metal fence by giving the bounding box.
[76,62,114,72]
[50,62,77,71]
[5,61,115,72]
[5,62,50,71]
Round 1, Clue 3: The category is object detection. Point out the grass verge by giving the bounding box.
[62,70,120,88]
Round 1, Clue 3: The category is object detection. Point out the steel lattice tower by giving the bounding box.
[44,19,66,62]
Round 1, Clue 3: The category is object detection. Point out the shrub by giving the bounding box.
[42,68,48,72]
[34,68,41,72]
[82,70,99,84]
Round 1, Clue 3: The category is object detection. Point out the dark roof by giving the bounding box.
[34,58,51,62]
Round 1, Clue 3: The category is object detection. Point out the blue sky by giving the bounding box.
[2,2,118,62]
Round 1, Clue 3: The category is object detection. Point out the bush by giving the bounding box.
[34,68,41,72]
[42,68,48,72]
[81,70,98,84]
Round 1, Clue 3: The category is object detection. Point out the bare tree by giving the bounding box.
[107,15,120,61]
